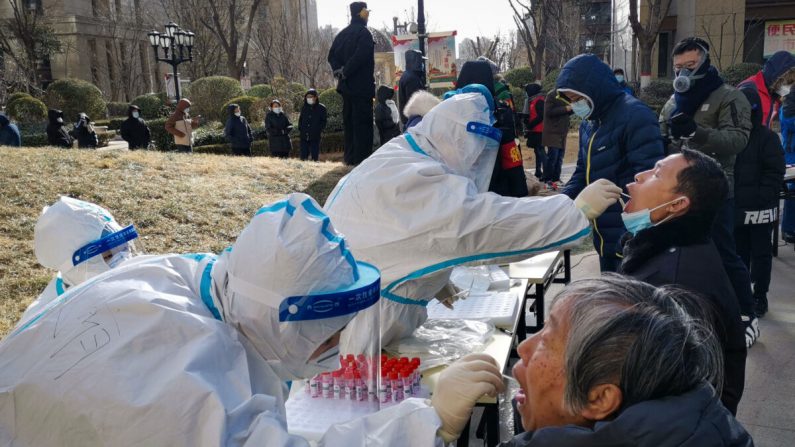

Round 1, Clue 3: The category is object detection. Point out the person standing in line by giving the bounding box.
[224,103,254,156]
[327,2,375,166]
[46,109,72,148]
[523,83,546,181]
[658,37,758,346]
[265,99,292,159]
[738,50,795,128]
[398,49,427,125]
[120,105,151,150]
[71,113,98,148]
[374,85,401,146]
[0,113,21,147]
[165,98,200,153]
[298,89,327,161]
[541,88,572,190]
[614,68,635,96]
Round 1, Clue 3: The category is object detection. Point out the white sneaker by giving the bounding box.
[742,315,760,348]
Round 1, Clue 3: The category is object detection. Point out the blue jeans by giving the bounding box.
[300,138,320,161]
[713,199,754,316]
[544,147,564,182]
[783,183,795,235]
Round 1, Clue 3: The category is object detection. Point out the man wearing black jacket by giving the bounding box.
[619,149,746,415]
[120,105,151,150]
[734,89,786,317]
[327,2,375,166]
[398,49,426,124]
[298,89,327,161]
[46,109,72,148]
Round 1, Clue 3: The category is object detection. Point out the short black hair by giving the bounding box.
[613,68,625,75]
[674,149,728,223]
[672,37,710,57]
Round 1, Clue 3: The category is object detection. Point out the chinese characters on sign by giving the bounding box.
[392,31,458,88]
[764,20,795,57]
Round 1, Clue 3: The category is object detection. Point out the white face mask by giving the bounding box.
[132,111,140,119]
[56,117,63,123]
[184,107,190,114]
[778,85,791,97]
[273,107,283,114]
[307,98,316,105]
[234,112,241,117]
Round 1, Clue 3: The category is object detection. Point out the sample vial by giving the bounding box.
[390,372,403,402]
[401,369,413,398]
[322,372,333,399]
[344,371,356,401]
[379,370,389,403]
[310,375,320,398]
[332,370,343,399]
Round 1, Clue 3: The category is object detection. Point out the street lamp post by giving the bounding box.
[417,0,427,58]
[148,22,194,101]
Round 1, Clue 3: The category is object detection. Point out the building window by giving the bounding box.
[657,32,671,79]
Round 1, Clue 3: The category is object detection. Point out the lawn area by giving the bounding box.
[0,147,351,337]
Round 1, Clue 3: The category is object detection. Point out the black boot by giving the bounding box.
[755,295,769,318]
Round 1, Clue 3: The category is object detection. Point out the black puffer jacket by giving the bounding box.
[619,215,747,415]
[70,114,98,148]
[734,88,786,227]
[224,104,253,149]
[120,106,151,149]
[501,384,753,447]
[327,16,375,98]
[298,89,328,142]
[46,109,73,148]
[398,49,426,123]
[265,110,292,155]
[374,85,400,144]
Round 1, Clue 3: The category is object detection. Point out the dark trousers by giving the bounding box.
[599,254,621,273]
[735,223,774,299]
[783,183,795,235]
[300,139,320,161]
[342,94,373,166]
[527,132,545,178]
[175,144,192,153]
[544,146,564,182]
[232,146,251,156]
[712,198,755,316]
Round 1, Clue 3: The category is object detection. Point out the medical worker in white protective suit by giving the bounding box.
[325,84,622,349]
[0,193,506,447]
[18,196,139,326]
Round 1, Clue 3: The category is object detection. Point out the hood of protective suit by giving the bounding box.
[763,51,795,87]
[218,193,380,381]
[377,85,394,103]
[407,84,499,192]
[457,60,496,96]
[405,49,425,72]
[556,54,624,121]
[34,197,134,287]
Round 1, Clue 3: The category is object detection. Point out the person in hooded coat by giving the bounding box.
[297,89,327,161]
[46,109,73,148]
[324,85,622,351]
[0,113,21,147]
[613,68,635,96]
[457,60,528,197]
[120,105,151,150]
[70,113,98,148]
[522,83,546,180]
[558,54,665,273]
[739,50,795,127]
[733,88,786,318]
[265,99,293,158]
[224,103,254,156]
[374,85,401,145]
[398,49,427,124]
[165,98,200,153]
[0,192,509,447]
[541,89,572,187]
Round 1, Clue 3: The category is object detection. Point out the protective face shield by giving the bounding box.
[403,84,500,192]
[222,193,380,383]
[33,197,140,288]
[673,46,709,93]
[621,196,686,236]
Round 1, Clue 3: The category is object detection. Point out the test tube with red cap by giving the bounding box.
[390,371,403,402]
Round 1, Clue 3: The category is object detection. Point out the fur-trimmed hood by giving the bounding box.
[402,90,441,120]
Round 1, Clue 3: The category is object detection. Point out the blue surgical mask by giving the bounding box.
[615,75,625,83]
[571,99,592,119]
[621,197,686,236]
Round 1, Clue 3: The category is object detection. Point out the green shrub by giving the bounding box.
[44,78,106,122]
[640,79,674,115]
[542,68,562,93]
[268,77,307,113]
[723,62,762,87]
[106,102,129,118]
[221,96,267,124]
[319,88,343,132]
[248,84,274,98]
[6,96,47,124]
[510,86,525,107]
[6,92,32,106]
[188,76,244,122]
[147,117,172,151]
[94,118,126,131]
[504,67,535,89]
[131,94,165,119]
[194,131,345,157]
[20,132,49,147]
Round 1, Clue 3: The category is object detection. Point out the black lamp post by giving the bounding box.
[417,0,427,58]
[148,22,194,101]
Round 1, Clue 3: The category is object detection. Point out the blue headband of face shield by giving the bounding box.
[72,225,138,266]
[443,84,496,115]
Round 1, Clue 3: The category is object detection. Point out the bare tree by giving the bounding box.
[509,0,546,79]
[199,0,264,79]
[0,0,62,93]
[296,25,336,89]
[699,13,763,71]
[629,0,674,88]
[157,0,225,80]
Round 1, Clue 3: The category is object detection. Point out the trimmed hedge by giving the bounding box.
[723,62,762,87]
[21,130,114,148]
[7,96,47,124]
[6,92,32,106]
[93,117,126,131]
[131,94,165,119]
[542,68,562,93]
[106,102,129,118]
[44,78,106,121]
[194,131,345,157]
[188,76,244,122]
[248,84,274,98]
[640,79,674,115]
[221,96,267,124]
[504,67,535,89]
[318,88,343,132]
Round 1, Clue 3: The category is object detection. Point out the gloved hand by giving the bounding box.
[430,353,505,443]
[670,112,697,139]
[333,68,346,80]
[435,283,468,310]
[574,178,623,220]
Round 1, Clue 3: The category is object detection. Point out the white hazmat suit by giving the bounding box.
[1,193,497,446]
[325,85,614,349]
[19,196,138,326]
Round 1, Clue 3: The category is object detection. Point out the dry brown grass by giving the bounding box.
[0,147,351,337]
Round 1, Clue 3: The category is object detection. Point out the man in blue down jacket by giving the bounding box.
[558,54,665,272]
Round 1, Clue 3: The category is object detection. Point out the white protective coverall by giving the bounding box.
[324,85,593,349]
[0,193,448,447]
[20,196,138,326]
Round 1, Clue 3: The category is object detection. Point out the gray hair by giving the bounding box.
[556,274,723,414]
